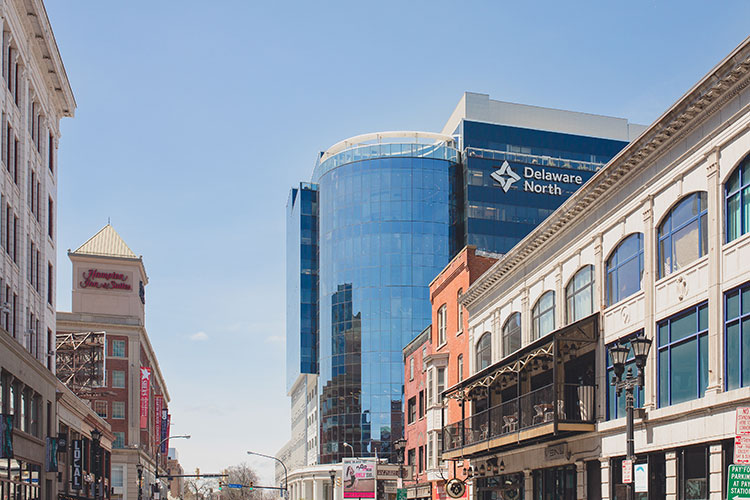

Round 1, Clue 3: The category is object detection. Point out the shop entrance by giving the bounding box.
[532,465,576,500]
[476,474,524,500]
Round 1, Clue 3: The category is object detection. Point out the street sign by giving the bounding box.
[228,484,243,489]
[737,436,750,465]
[622,459,633,484]
[727,464,750,500]
[738,408,750,435]
[396,489,407,500]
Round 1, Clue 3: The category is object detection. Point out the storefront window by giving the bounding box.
[726,154,750,242]
[725,282,750,390]
[476,473,524,500]
[680,446,708,500]
[533,465,576,500]
[658,192,708,278]
[657,303,708,407]
[611,454,665,500]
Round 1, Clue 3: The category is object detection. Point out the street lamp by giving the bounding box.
[137,463,144,500]
[328,470,336,500]
[342,442,354,458]
[393,439,406,487]
[155,435,190,500]
[610,334,652,500]
[247,450,288,498]
[91,428,102,500]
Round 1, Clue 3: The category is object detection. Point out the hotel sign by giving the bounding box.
[491,161,584,196]
[79,269,132,290]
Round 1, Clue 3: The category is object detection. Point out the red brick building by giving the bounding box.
[56,225,176,500]
[403,247,498,500]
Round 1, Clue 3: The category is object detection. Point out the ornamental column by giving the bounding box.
[641,197,656,410]
[705,149,723,394]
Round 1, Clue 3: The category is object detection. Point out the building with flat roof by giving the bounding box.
[281,96,642,469]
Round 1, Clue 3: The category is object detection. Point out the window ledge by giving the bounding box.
[654,254,709,287]
[436,341,448,351]
[723,230,750,252]
[456,329,463,337]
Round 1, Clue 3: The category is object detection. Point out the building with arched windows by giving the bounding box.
[441,36,750,499]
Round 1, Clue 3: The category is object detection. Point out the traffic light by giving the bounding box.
[218,481,224,491]
[248,482,253,491]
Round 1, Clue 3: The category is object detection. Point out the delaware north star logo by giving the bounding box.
[490,161,520,193]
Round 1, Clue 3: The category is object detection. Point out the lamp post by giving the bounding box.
[155,435,190,500]
[610,335,652,500]
[91,428,102,500]
[342,442,354,458]
[137,463,144,500]
[393,439,406,489]
[247,450,288,498]
[329,470,336,500]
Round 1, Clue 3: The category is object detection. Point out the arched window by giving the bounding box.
[457,354,464,382]
[437,304,447,345]
[606,233,644,306]
[476,332,492,371]
[457,288,464,332]
[658,192,708,278]
[502,312,521,356]
[532,291,555,340]
[566,265,594,323]
[726,156,750,242]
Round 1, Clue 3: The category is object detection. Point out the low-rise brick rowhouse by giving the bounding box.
[403,247,498,500]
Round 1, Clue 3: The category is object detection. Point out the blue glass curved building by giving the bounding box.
[313,135,459,463]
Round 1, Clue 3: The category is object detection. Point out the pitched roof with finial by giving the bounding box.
[71,224,138,259]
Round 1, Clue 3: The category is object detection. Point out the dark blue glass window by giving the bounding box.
[606,234,644,306]
[658,192,708,278]
[726,156,750,242]
[725,283,750,390]
[606,333,645,420]
[657,303,708,407]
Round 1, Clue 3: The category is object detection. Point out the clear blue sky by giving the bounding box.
[45,0,750,485]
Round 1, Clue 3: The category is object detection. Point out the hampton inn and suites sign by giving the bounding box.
[79,269,132,290]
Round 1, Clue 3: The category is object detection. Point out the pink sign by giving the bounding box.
[139,367,151,429]
[737,407,750,435]
[736,435,750,464]
[154,395,163,449]
[343,461,375,499]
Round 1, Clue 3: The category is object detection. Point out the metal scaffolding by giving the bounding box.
[55,331,106,397]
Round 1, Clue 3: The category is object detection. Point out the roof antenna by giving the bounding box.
[108,217,111,225]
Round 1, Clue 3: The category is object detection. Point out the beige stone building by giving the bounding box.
[57,225,173,500]
[442,36,750,500]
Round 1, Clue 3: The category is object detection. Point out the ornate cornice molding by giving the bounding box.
[463,38,750,309]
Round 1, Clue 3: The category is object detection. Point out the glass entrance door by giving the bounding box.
[532,465,576,500]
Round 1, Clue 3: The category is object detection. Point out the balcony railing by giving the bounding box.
[443,383,595,452]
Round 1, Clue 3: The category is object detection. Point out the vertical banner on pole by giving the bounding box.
[154,395,163,451]
[160,409,169,454]
[140,367,151,429]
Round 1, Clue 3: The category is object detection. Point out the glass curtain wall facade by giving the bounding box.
[286,183,319,392]
[457,121,629,254]
[314,142,458,463]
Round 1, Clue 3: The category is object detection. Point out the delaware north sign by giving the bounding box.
[491,160,585,196]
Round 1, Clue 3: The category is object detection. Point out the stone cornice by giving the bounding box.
[463,37,750,309]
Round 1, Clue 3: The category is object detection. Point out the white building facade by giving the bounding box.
[445,37,750,500]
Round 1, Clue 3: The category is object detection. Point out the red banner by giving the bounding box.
[154,395,163,451]
[139,367,151,429]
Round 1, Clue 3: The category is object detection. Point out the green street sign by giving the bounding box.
[728,465,750,499]
[397,488,407,500]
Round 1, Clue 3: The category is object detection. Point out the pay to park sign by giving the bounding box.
[727,465,750,500]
